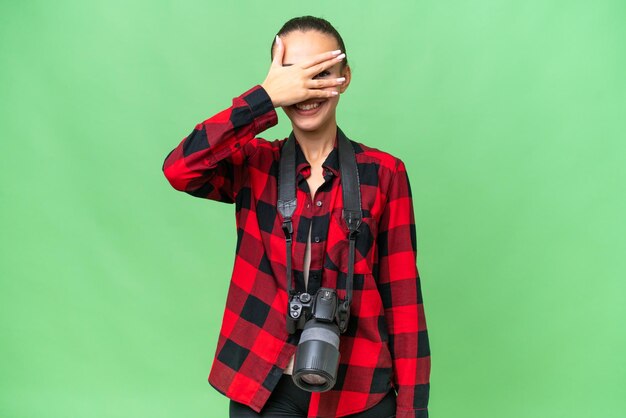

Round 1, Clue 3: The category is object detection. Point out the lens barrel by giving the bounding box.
[292,320,341,392]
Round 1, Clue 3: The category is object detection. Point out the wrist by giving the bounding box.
[260,82,279,108]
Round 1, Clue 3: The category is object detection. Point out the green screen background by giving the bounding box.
[1,1,624,417]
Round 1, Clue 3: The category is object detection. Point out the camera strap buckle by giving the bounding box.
[337,300,350,334]
[343,209,362,238]
[281,219,293,241]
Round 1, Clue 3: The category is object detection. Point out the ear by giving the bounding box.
[339,65,352,93]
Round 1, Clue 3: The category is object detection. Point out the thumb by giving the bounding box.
[272,35,284,67]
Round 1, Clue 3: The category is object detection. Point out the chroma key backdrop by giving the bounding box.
[1,1,625,417]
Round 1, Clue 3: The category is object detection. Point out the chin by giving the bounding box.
[292,119,326,132]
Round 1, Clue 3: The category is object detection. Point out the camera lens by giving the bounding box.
[301,374,327,386]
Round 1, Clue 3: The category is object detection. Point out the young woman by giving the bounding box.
[163,16,430,418]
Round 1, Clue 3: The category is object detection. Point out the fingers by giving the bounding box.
[308,89,340,99]
[307,77,346,90]
[272,35,284,67]
[301,50,345,70]
[304,53,346,77]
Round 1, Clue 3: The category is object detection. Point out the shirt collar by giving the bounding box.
[293,132,341,178]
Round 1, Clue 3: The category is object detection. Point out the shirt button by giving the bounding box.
[306,203,310,208]
[314,236,320,243]
[316,201,323,207]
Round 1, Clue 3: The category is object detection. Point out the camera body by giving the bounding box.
[286,288,350,392]
[287,288,348,334]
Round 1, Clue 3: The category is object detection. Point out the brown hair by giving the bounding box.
[271,16,348,68]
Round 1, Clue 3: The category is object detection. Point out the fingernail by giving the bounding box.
[331,49,342,55]
[337,77,346,83]
[337,53,346,60]
[331,91,339,95]
[276,35,281,44]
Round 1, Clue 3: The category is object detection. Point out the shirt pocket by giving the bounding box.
[326,207,377,275]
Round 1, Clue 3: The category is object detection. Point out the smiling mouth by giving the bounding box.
[295,102,322,111]
[292,100,326,116]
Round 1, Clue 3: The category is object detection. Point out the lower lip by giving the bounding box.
[293,101,325,116]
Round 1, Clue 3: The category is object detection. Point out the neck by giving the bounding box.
[293,123,337,165]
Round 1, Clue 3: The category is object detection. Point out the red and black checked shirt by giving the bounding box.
[162,85,430,418]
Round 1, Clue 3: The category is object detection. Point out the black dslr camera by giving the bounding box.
[287,288,350,392]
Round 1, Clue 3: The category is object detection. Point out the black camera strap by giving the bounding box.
[278,128,362,333]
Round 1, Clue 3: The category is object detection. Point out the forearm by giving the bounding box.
[162,85,277,199]
[384,270,430,417]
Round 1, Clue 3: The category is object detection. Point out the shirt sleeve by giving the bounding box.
[162,85,277,203]
[376,158,431,418]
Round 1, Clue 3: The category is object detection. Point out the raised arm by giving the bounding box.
[162,85,276,203]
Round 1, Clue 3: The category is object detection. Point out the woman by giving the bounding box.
[163,16,430,418]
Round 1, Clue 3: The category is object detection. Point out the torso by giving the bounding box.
[306,164,325,199]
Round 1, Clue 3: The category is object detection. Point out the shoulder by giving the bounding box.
[344,136,412,210]
[349,137,406,176]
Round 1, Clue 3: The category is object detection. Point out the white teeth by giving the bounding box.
[295,102,321,111]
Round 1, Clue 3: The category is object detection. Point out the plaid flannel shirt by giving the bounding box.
[162,85,430,417]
